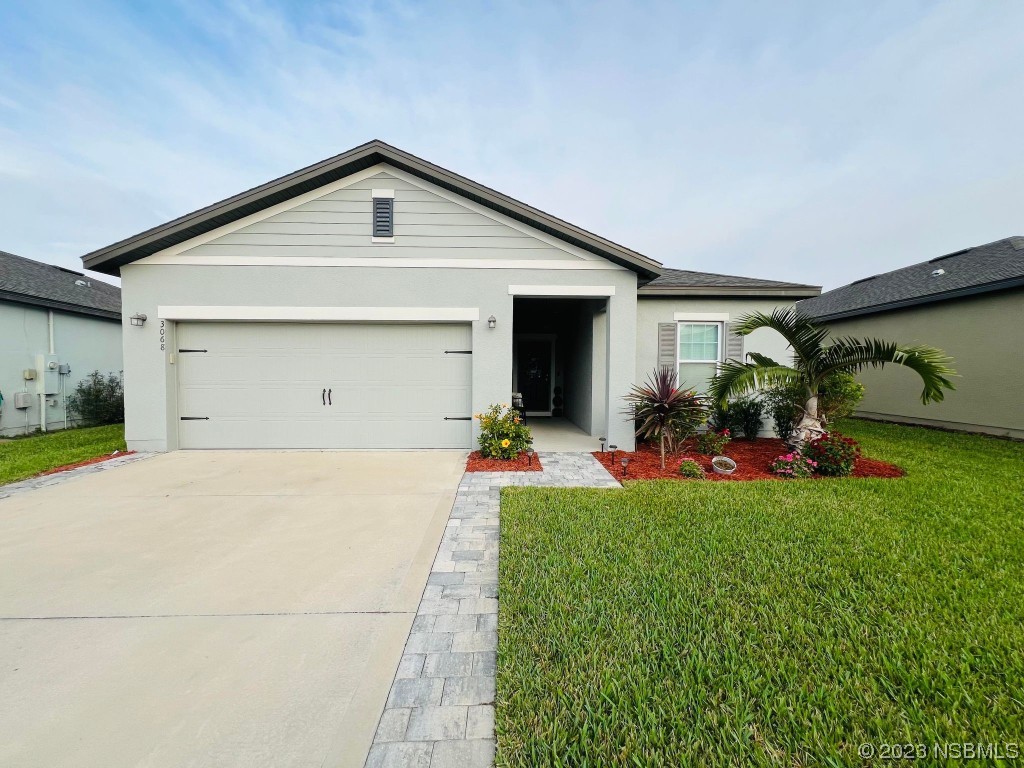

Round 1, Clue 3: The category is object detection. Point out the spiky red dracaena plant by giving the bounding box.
[624,367,708,469]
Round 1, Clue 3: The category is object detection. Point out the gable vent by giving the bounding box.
[372,197,394,238]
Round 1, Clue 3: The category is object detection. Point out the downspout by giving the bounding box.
[37,312,56,432]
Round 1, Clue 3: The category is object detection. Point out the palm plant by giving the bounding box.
[625,367,708,469]
[708,309,956,450]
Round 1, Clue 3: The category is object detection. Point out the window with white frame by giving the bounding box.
[677,321,722,392]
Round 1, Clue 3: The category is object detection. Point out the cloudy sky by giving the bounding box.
[1,0,1022,289]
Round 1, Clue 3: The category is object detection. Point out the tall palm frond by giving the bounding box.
[708,309,956,449]
[708,360,805,407]
[729,309,830,366]
[815,338,956,403]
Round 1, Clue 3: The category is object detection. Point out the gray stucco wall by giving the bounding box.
[561,301,600,434]
[119,264,638,452]
[820,289,1024,439]
[0,302,123,436]
[636,296,798,380]
[636,296,801,437]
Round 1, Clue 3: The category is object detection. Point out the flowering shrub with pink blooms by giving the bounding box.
[806,432,861,477]
[769,451,817,479]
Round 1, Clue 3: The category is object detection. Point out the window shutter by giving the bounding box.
[372,197,394,237]
[657,323,677,370]
[725,323,745,363]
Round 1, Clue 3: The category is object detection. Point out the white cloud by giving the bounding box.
[1,0,1023,289]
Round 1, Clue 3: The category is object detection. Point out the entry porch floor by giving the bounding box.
[526,417,603,452]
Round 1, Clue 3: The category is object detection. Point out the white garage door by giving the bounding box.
[176,322,472,449]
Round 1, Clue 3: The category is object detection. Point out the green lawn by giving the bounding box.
[497,420,1024,766]
[0,424,127,485]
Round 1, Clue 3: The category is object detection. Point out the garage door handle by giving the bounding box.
[327,388,332,406]
[177,349,208,353]
[180,416,209,421]
[444,416,472,421]
[322,388,326,406]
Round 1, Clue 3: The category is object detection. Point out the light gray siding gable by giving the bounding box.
[179,170,600,263]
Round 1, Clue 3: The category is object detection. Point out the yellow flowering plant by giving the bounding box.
[475,403,531,459]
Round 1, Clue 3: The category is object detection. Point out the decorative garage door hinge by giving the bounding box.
[180,416,210,420]
[443,416,472,421]
[177,349,208,353]
[444,350,473,354]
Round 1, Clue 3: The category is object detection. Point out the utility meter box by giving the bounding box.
[13,391,32,409]
[35,354,60,395]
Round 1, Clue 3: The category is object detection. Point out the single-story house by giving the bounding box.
[0,250,123,436]
[798,236,1024,440]
[81,140,819,452]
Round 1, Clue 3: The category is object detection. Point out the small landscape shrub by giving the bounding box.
[695,429,730,456]
[806,432,861,477]
[819,372,866,422]
[709,400,741,434]
[769,451,816,479]
[761,381,805,440]
[677,459,706,479]
[475,403,531,459]
[732,396,764,439]
[67,371,124,426]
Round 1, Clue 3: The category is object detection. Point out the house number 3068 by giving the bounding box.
[160,320,166,351]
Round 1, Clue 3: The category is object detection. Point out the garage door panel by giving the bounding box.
[177,322,472,449]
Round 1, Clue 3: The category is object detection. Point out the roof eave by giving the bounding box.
[0,290,121,321]
[638,286,821,298]
[802,276,1024,322]
[82,140,663,279]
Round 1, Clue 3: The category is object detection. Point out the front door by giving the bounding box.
[517,339,552,413]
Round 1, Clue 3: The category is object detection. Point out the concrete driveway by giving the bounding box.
[0,450,465,768]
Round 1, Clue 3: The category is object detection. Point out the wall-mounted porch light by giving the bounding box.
[130,313,148,327]
[487,315,497,329]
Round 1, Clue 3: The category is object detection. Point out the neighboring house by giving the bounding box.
[80,140,819,452]
[0,251,123,436]
[799,236,1024,440]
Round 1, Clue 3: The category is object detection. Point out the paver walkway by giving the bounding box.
[0,452,152,499]
[366,451,619,768]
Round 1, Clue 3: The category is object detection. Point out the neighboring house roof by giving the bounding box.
[0,250,121,321]
[798,236,1024,321]
[81,139,664,280]
[639,268,820,298]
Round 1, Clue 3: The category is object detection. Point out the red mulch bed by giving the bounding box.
[593,438,904,481]
[38,451,135,477]
[466,451,543,472]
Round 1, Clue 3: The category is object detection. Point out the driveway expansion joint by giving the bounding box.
[365,451,618,768]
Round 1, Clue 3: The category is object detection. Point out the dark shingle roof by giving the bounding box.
[639,268,820,297]
[81,139,663,279]
[798,236,1024,321]
[0,250,121,320]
